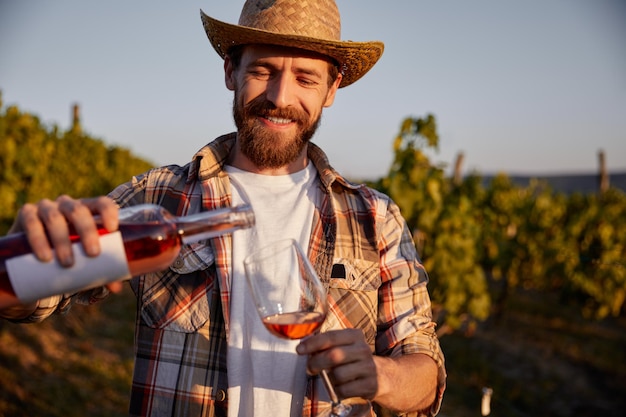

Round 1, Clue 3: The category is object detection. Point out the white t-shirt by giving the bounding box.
[226,162,321,417]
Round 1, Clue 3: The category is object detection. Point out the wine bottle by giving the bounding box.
[0,204,254,309]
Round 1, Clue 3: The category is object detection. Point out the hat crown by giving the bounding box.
[238,0,341,41]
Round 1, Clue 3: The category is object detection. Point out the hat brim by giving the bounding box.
[200,10,384,88]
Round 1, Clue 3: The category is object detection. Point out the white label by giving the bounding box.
[6,232,131,303]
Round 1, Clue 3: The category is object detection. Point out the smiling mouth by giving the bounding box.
[264,116,294,125]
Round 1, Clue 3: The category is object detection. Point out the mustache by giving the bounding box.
[243,96,308,124]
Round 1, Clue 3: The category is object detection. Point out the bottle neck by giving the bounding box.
[175,204,255,244]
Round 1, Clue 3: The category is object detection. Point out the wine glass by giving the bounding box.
[243,239,371,417]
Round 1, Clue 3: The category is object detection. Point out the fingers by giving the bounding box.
[323,351,378,400]
[16,201,55,262]
[297,329,378,400]
[81,196,120,232]
[40,197,76,265]
[57,195,105,258]
[106,281,125,294]
[297,328,365,355]
[15,195,119,267]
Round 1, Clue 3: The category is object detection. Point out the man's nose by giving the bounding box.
[266,73,296,108]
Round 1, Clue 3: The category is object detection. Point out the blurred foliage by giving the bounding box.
[371,114,626,333]
[0,93,154,234]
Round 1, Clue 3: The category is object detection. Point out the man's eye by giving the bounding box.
[298,78,317,86]
[250,70,270,78]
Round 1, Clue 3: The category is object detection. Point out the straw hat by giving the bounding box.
[200,0,384,88]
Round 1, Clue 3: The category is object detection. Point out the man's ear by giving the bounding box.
[323,73,342,108]
[224,56,235,91]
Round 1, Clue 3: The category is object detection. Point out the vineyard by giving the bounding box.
[372,115,626,332]
[1,96,625,416]
[0,96,154,234]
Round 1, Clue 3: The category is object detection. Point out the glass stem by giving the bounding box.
[320,370,352,416]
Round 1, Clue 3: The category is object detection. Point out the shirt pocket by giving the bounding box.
[132,242,216,333]
[323,257,381,347]
[169,241,215,274]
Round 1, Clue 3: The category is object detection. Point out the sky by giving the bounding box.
[1,0,625,180]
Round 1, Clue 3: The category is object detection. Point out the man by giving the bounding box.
[2,0,446,416]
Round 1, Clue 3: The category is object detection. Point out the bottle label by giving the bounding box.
[6,232,131,303]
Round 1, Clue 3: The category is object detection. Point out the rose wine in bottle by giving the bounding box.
[0,204,254,309]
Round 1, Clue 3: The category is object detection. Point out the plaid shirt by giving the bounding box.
[29,133,446,416]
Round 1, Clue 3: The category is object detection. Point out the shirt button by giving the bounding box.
[174,257,184,268]
[216,389,227,401]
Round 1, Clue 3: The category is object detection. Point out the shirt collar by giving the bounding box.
[188,132,362,191]
[188,133,237,182]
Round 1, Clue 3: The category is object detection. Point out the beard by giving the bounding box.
[232,91,322,169]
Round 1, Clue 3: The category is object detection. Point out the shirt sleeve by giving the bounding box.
[2,285,114,323]
[376,199,447,416]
